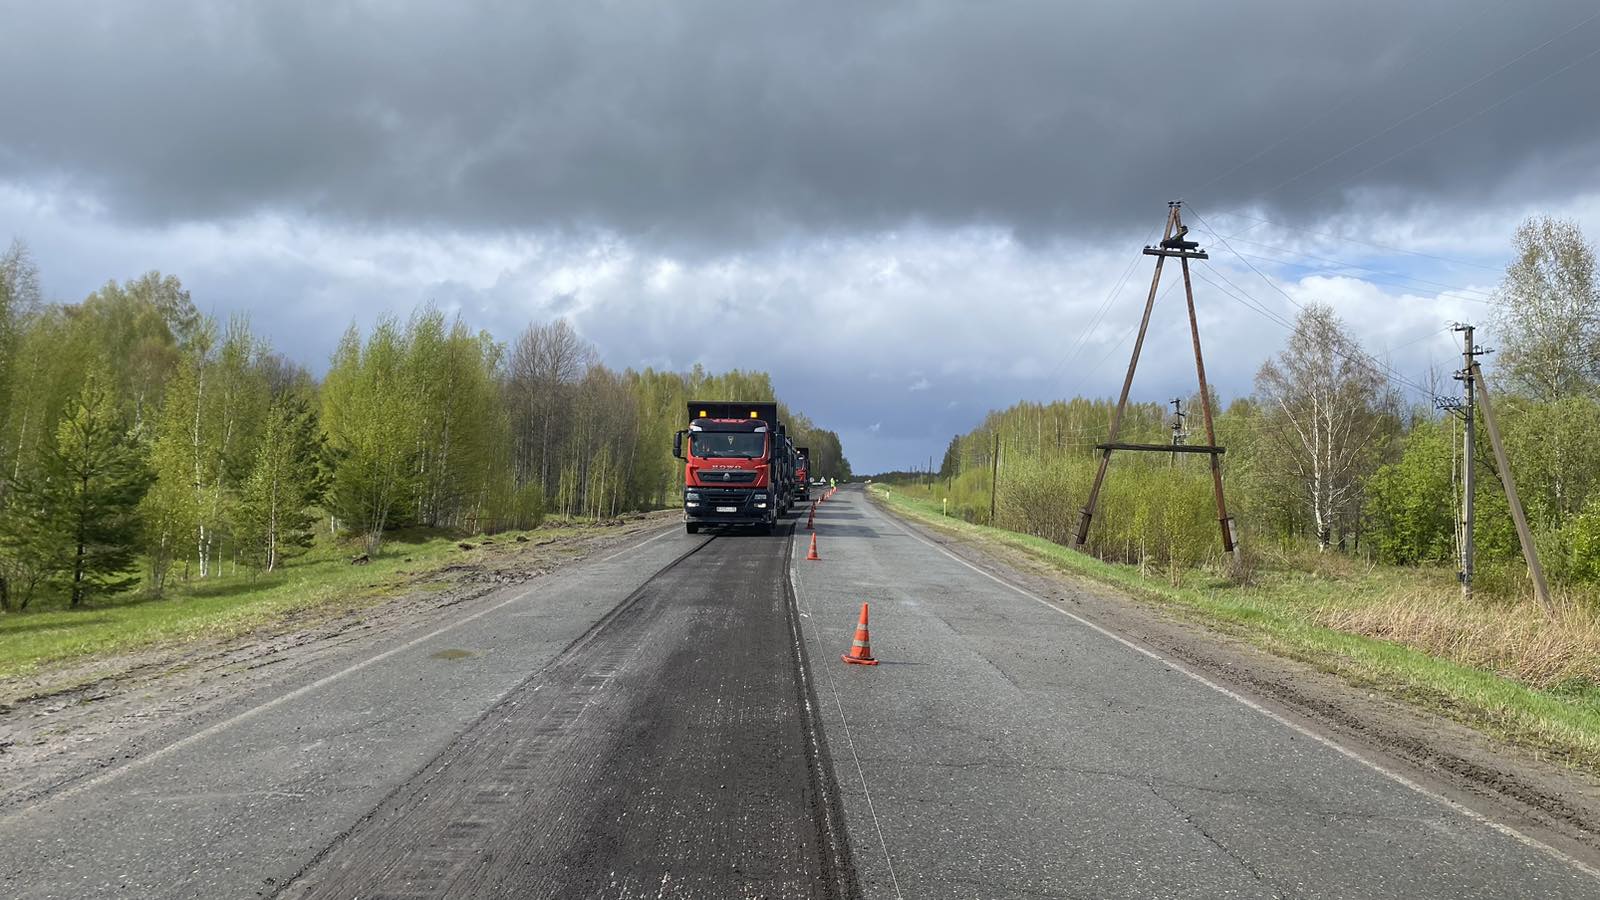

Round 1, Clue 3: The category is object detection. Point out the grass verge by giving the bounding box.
[0,519,623,685]
[870,483,1600,771]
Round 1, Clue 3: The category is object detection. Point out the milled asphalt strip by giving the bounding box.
[871,499,1600,885]
[790,558,905,900]
[0,522,686,822]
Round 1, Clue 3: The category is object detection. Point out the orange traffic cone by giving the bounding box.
[806,533,820,560]
[806,504,816,530]
[842,602,878,665]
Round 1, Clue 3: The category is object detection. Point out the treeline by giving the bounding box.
[0,243,849,611]
[925,216,1600,595]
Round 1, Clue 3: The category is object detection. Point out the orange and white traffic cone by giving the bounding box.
[806,503,816,530]
[841,602,878,665]
[806,533,820,560]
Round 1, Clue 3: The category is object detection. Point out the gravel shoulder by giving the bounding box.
[0,512,676,814]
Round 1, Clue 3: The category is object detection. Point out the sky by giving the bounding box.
[3,1,1599,473]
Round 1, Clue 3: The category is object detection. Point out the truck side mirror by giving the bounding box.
[673,431,685,459]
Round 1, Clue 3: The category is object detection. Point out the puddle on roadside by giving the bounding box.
[430,648,476,660]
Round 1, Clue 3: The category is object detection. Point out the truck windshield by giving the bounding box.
[690,432,766,459]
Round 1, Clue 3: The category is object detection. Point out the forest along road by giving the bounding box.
[0,522,850,900]
[795,485,1600,899]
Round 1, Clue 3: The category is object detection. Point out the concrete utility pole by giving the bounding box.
[1453,324,1477,599]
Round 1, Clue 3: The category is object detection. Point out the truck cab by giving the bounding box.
[674,401,784,534]
[795,447,810,501]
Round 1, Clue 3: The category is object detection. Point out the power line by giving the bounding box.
[1186,4,1501,201]
[1195,210,1502,271]
[1257,7,1600,199]
[1316,38,1600,201]
[1048,225,1159,384]
[1228,253,1496,304]
[1193,265,1443,405]
[1205,233,1498,300]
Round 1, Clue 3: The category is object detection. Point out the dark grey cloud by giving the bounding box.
[4,0,1599,245]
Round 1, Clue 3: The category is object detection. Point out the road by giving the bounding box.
[1,485,1598,898]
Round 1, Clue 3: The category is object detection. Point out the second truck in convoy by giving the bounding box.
[673,400,800,534]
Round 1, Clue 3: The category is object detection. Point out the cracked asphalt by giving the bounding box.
[4,487,1599,898]
[794,485,1600,899]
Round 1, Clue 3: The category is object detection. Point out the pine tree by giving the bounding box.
[37,372,152,606]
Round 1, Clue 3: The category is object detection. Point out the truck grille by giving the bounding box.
[696,470,758,484]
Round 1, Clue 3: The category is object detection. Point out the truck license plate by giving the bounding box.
[716,506,738,513]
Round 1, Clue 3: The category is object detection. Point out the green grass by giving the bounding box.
[871,483,1600,770]
[0,522,598,687]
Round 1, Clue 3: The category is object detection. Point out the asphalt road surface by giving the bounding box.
[2,486,1599,898]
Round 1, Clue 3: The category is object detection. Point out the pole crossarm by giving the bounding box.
[1097,442,1224,454]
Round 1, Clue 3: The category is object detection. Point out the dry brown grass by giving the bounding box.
[1318,589,1600,692]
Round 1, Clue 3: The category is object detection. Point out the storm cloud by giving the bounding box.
[4,1,1598,242]
[3,1,1599,470]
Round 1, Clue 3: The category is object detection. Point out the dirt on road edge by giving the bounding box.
[868,488,1600,870]
[0,513,677,811]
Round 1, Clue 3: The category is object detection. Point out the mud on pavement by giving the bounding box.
[0,513,677,812]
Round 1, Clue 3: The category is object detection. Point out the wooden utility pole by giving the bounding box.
[989,431,1000,525]
[1075,201,1238,560]
[1472,361,1554,616]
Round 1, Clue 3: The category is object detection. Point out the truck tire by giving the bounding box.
[686,523,699,534]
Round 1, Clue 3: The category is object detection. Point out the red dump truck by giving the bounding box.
[674,401,795,534]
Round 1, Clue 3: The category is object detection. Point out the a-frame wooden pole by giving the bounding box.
[1074,204,1178,547]
[1177,221,1238,559]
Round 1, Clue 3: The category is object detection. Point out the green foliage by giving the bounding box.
[322,319,418,555]
[1490,216,1599,402]
[32,372,152,606]
[1365,418,1456,565]
[237,396,321,571]
[0,247,848,614]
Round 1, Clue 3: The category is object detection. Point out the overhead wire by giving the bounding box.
[1048,224,1160,384]
[1256,5,1600,199]
[1315,38,1600,201]
[1194,210,1502,271]
[1192,264,1443,405]
[1185,3,1501,201]
[1206,233,1498,299]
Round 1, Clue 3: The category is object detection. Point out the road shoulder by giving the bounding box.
[868,487,1600,871]
[0,513,677,813]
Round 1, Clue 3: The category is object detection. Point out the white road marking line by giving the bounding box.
[789,555,905,900]
[869,496,1600,883]
[597,525,678,564]
[2,524,683,820]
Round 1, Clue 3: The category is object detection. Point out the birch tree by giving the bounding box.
[1254,304,1398,551]
[322,320,418,555]
[238,396,320,571]
[1492,216,1600,401]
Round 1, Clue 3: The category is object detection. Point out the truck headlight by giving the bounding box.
[685,492,700,502]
